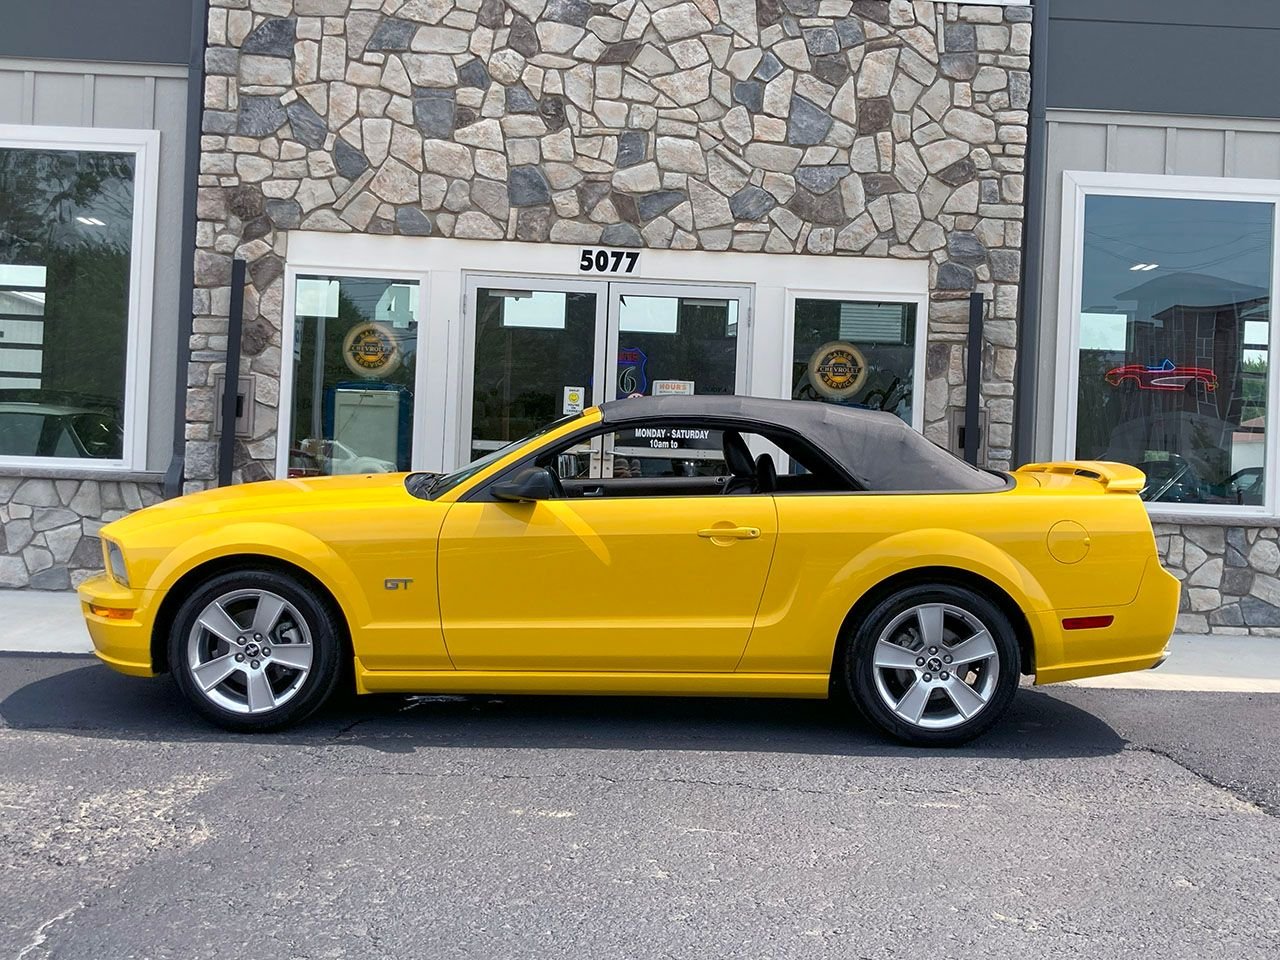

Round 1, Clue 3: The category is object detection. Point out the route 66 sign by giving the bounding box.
[618,346,649,396]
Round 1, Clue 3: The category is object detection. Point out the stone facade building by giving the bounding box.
[8,0,1280,647]
[187,0,1031,488]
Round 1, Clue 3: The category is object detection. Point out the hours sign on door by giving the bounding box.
[578,247,640,274]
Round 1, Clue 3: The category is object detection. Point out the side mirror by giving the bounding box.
[491,465,557,503]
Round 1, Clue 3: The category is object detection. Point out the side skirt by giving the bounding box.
[355,662,831,698]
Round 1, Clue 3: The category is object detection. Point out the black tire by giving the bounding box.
[168,568,345,733]
[841,583,1020,746]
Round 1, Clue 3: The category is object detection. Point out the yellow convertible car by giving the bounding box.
[79,396,1179,745]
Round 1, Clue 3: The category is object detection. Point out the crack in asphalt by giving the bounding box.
[15,903,84,960]
[1123,743,1274,817]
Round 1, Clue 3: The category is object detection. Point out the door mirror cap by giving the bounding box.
[491,466,557,503]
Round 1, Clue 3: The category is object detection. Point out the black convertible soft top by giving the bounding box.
[599,395,1006,493]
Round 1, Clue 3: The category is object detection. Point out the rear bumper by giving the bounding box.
[1032,556,1180,685]
[77,574,158,678]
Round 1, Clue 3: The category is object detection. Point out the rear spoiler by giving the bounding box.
[1015,460,1146,493]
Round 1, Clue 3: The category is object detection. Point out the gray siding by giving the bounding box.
[0,59,189,472]
[0,0,192,66]
[1029,110,1280,460]
[1045,0,1280,120]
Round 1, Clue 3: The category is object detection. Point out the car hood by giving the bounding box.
[102,473,415,539]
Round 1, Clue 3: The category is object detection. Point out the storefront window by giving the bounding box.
[0,147,135,460]
[1074,195,1272,506]
[288,275,418,477]
[791,299,917,424]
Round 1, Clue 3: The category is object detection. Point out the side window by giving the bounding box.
[554,424,728,482]
[534,420,857,499]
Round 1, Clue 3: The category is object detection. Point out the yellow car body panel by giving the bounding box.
[437,494,778,672]
[78,407,1178,701]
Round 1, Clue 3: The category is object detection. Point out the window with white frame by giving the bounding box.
[286,274,420,478]
[0,126,156,467]
[1060,173,1277,511]
[791,298,921,428]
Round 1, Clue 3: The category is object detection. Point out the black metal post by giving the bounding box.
[1011,0,1050,467]
[218,258,246,487]
[163,0,210,499]
[963,291,984,466]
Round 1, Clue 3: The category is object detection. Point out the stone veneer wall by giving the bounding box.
[189,0,1031,488]
[1154,521,1280,636]
[0,477,165,589]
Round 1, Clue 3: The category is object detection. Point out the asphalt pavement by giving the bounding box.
[1,653,1277,959]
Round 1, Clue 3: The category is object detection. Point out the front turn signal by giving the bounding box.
[89,604,134,620]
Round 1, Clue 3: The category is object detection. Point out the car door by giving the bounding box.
[436,482,778,674]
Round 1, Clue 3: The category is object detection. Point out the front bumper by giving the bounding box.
[77,574,158,677]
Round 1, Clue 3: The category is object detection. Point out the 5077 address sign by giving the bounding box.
[578,247,640,275]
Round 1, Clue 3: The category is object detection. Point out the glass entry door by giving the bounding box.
[465,278,606,461]
[464,276,750,467]
[604,283,748,477]
[607,283,746,402]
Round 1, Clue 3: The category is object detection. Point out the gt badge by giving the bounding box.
[808,341,868,400]
[384,578,413,590]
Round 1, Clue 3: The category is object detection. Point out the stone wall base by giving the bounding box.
[1153,521,1280,635]
[0,478,165,590]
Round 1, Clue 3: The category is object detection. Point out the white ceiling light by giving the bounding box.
[75,216,105,226]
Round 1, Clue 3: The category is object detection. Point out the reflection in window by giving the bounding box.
[472,287,597,458]
[289,276,417,477]
[1075,195,1272,507]
[0,148,136,460]
[791,299,917,424]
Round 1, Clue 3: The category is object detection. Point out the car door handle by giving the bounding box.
[697,526,761,540]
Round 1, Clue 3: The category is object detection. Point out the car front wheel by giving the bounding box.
[168,569,344,732]
[842,584,1020,746]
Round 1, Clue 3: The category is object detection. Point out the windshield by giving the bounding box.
[412,413,583,500]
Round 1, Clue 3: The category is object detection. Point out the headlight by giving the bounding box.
[104,540,129,587]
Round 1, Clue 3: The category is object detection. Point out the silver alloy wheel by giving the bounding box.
[185,588,314,715]
[870,602,1000,730]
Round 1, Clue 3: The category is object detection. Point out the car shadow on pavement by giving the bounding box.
[0,655,1127,760]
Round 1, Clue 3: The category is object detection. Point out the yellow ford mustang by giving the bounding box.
[79,396,1179,745]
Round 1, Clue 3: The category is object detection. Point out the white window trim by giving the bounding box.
[282,232,930,476]
[0,123,160,472]
[277,264,432,480]
[1054,169,1280,521]
[783,289,929,434]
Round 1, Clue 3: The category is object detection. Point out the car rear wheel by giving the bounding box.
[842,583,1020,746]
[168,569,343,732]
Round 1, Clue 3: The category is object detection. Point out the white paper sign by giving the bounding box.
[295,278,339,318]
[653,379,695,397]
[563,386,586,414]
